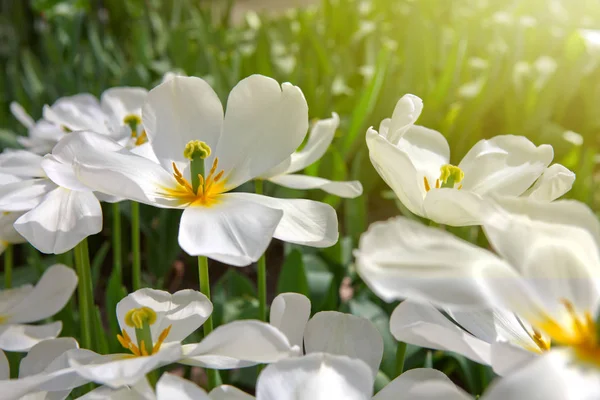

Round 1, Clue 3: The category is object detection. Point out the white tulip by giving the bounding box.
[259,113,363,198]
[0,264,77,352]
[9,102,65,155]
[63,75,339,266]
[366,94,574,225]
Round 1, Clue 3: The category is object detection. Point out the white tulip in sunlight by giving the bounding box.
[0,337,96,400]
[0,211,26,254]
[0,148,104,254]
[9,102,66,154]
[259,113,363,198]
[366,94,574,225]
[0,264,77,352]
[63,75,339,266]
[356,199,600,398]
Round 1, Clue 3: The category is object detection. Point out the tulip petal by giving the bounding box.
[373,368,471,400]
[19,337,79,378]
[304,311,383,378]
[397,125,450,182]
[0,212,26,245]
[230,193,338,248]
[385,94,423,144]
[156,373,210,400]
[0,178,54,212]
[489,341,538,376]
[256,353,373,400]
[285,113,339,174]
[270,293,311,349]
[101,87,147,125]
[458,135,553,196]
[0,322,62,352]
[210,385,255,400]
[116,288,212,345]
[70,344,182,388]
[268,174,363,198]
[521,164,575,201]
[41,155,90,192]
[143,77,223,169]
[9,102,35,128]
[389,300,491,365]
[43,94,110,135]
[178,194,283,265]
[0,150,45,177]
[181,320,297,369]
[6,264,77,324]
[14,187,102,254]
[422,188,485,226]
[355,216,509,308]
[216,75,308,189]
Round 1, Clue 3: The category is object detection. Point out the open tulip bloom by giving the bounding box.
[64,74,339,265]
[258,112,363,198]
[366,94,575,226]
[0,264,77,352]
[355,198,600,398]
[0,147,106,254]
[10,102,66,155]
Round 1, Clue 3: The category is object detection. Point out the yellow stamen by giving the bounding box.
[531,328,551,352]
[124,307,157,329]
[163,158,227,207]
[152,325,172,354]
[424,177,431,192]
[423,165,464,192]
[134,130,148,146]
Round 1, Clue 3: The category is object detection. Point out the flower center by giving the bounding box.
[424,164,464,192]
[164,141,226,207]
[116,306,172,357]
[536,299,600,367]
[123,114,147,146]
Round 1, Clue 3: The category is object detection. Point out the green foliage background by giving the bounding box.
[1,0,599,395]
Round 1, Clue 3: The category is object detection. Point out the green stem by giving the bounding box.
[197,256,219,389]
[131,202,141,290]
[112,203,122,281]
[395,341,407,377]
[74,239,94,350]
[4,244,13,289]
[254,180,268,322]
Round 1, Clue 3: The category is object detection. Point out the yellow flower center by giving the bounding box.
[535,299,600,367]
[424,164,464,192]
[117,306,172,357]
[123,114,147,146]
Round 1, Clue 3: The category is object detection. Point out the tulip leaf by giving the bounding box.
[277,249,310,297]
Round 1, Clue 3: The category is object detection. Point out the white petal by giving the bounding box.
[43,94,109,135]
[178,194,283,265]
[0,212,26,244]
[69,344,182,388]
[389,300,491,365]
[14,187,102,254]
[0,322,62,352]
[304,311,383,378]
[385,94,423,144]
[270,293,311,349]
[482,350,600,400]
[156,373,209,400]
[489,341,538,376]
[181,320,297,368]
[422,188,486,226]
[0,178,54,212]
[256,353,373,400]
[230,193,338,248]
[117,288,212,345]
[0,150,45,177]
[285,113,340,174]
[397,125,450,183]
[19,337,79,377]
[143,76,223,169]
[0,350,7,380]
[10,102,35,128]
[209,385,255,400]
[79,380,154,400]
[268,174,363,198]
[101,87,148,125]
[354,216,509,308]
[521,164,575,201]
[40,155,89,192]
[366,128,424,217]
[458,135,553,196]
[373,368,471,400]
[6,264,77,323]
[215,75,308,189]
[483,199,600,317]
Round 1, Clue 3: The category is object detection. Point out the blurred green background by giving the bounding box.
[1,0,600,394]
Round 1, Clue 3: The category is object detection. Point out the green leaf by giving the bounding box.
[276,249,310,296]
[105,269,127,352]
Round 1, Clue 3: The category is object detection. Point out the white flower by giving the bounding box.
[366,94,574,225]
[64,75,339,266]
[356,198,600,397]
[0,148,105,254]
[258,113,362,198]
[0,264,77,352]
[9,102,65,155]
[0,337,94,400]
[0,211,26,254]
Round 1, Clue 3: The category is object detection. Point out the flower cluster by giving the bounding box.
[1,71,597,400]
